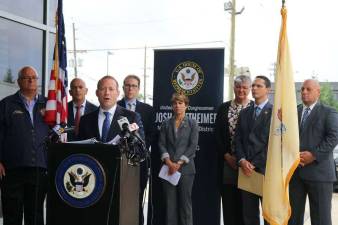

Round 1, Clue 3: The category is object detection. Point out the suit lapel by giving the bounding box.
[251,102,272,130]
[92,110,101,140]
[108,105,123,140]
[68,101,74,126]
[301,103,320,134]
[297,105,302,129]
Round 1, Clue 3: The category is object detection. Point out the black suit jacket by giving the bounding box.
[67,100,97,140]
[78,105,141,142]
[67,100,97,127]
[117,99,155,149]
[215,100,254,184]
[297,102,338,182]
[235,102,273,174]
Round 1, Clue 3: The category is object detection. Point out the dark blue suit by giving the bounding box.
[235,102,272,225]
[67,100,97,141]
[117,99,155,225]
[78,104,144,142]
[0,91,49,225]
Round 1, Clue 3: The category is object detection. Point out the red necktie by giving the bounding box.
[74,106,81,135]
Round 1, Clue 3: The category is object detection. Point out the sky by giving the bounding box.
[63,0,338,103]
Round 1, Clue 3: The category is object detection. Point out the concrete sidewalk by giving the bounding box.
[0,193,337,224]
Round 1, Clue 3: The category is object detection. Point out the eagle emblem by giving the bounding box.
[66,167,92,194]
[171,61,204,96]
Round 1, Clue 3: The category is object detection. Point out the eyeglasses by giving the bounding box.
[21,77,38,81]
[124,84,138,89]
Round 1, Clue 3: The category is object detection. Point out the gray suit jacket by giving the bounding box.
[297,102,338,182]
[158,116,199,175]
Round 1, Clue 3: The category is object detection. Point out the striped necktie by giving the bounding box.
[300,107,310,130]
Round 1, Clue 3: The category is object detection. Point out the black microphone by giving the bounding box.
[48,124,74,143]
[116,116,147,166]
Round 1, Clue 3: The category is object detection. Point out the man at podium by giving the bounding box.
[78,75,144,144]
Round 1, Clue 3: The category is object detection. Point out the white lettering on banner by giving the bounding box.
[185,113,217,124]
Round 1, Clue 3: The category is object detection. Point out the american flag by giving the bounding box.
[44,0,68,127]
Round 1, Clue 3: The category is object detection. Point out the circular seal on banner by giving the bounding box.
[55,154,106,208]
[171,61,204,96]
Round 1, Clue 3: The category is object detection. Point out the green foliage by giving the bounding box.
[3,68,15,84]
[320,83,338,111]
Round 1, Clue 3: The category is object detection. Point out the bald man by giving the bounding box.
[67,78,97,140]
[288,79,338,225]
[0,66,49,225]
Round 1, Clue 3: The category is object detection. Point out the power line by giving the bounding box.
[67,40,224,53]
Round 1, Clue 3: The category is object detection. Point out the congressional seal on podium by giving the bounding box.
[55,154,106,208]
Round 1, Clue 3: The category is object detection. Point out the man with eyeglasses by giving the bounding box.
[234,75,273,225]
[118,74,155,225]
[0,66,49,225]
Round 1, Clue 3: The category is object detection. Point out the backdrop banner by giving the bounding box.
[149,48,224,225]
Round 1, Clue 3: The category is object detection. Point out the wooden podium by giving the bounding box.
[47,143,139,225]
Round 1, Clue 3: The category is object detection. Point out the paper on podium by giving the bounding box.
[238,169,264,197]
[67,138,99,144]
[158,164,181,186]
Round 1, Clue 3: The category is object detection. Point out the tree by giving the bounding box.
[3,68,14,84]
[320,82,338,111]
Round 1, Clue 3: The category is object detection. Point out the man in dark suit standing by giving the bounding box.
[67,78,97,140]
[288,79,338,225]
[235,75,273,225]
[78,75,143,143]
[118,74,155,225]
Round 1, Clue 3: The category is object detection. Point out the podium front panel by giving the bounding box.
[47,143,121,225]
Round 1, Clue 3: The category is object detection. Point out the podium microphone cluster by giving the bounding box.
[47,124,74,143]
[117,116,147,166]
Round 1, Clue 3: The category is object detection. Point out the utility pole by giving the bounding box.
[72,22,78,78]
[143,45,147,103]
[106,51,113,75]
[224,0,244,100]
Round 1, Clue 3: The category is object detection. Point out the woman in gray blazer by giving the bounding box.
[159,93,199,225]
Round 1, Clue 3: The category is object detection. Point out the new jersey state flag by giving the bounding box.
[262,6,300,225]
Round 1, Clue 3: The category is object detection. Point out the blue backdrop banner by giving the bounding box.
[149,48,224,225]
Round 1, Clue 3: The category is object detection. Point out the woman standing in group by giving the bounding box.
[159,92,199,225]
[215,75,253,225]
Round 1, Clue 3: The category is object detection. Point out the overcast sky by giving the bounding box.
[63,0,338,102]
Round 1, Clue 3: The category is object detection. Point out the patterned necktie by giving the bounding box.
[74,106,81,135]
[127,103,135,112]
[254,106,261,120]
[102,112,111,142]
[300,107,310,130]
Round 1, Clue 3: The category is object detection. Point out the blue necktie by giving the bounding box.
[300,107,310,130]
[102,112,111,142]
[254,106,261,120]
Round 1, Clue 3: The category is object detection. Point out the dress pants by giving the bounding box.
[288,170,333,225]
[241,190,269,225]
[0,167,48,225]
[163,174,194,225]
[221,183,244,225]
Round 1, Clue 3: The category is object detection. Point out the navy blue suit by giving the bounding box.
[0,91,49,225]
[78,104,144,142]
[235,102,272,225]
[117,99,155,225]
[67,100,97,141]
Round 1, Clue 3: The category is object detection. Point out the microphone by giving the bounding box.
[48,124,75,143]
[116,116,147,166]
